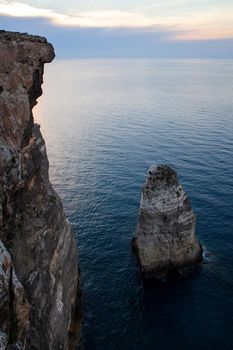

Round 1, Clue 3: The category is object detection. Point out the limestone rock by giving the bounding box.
[133,165,202,279]
[0,31,81,349]
[0,240,29,350]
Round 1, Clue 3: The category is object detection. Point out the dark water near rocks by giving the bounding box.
[35,59,233,350]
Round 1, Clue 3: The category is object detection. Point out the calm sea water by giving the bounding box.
[35,59,233,350]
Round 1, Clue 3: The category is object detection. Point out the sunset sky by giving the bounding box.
[1,0,233,57]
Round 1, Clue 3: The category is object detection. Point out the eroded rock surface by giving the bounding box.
[133,165,202,279]
[0,31,81,349]
[0,240,29,350]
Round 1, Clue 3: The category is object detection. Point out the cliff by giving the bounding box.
[0,31,81,349]
[133,165,202,279]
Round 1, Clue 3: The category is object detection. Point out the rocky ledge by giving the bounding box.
[0,31,81,349]
[133,165,202,279]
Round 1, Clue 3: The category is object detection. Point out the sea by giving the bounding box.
[34,59,233,350]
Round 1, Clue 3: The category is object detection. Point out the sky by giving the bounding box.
[0,0,233,58]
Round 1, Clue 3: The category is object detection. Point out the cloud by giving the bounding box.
[1,14,233,58]
[0,1,54,18]
[0,1,233,40]
[0,2,163,27]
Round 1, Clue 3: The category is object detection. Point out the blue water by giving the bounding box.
[35,59,233,350]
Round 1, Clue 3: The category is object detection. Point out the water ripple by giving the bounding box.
[35,59,233,350]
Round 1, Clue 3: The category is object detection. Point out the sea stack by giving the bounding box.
[133,165,202,279]
[0,31,81,349]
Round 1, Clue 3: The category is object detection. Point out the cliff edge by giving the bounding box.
[133,165,202,279]
[0,31,81,349]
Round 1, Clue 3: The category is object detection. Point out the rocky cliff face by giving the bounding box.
[0,31,81,349]
[133,165,202,279]
[0,240,29,349]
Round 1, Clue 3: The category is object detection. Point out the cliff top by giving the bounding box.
[0,30,55,65]
[0,30,55,147]
[0,30,48,44]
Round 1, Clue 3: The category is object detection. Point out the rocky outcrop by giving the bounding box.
[0,31,81,349]
[133,165,202,279]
